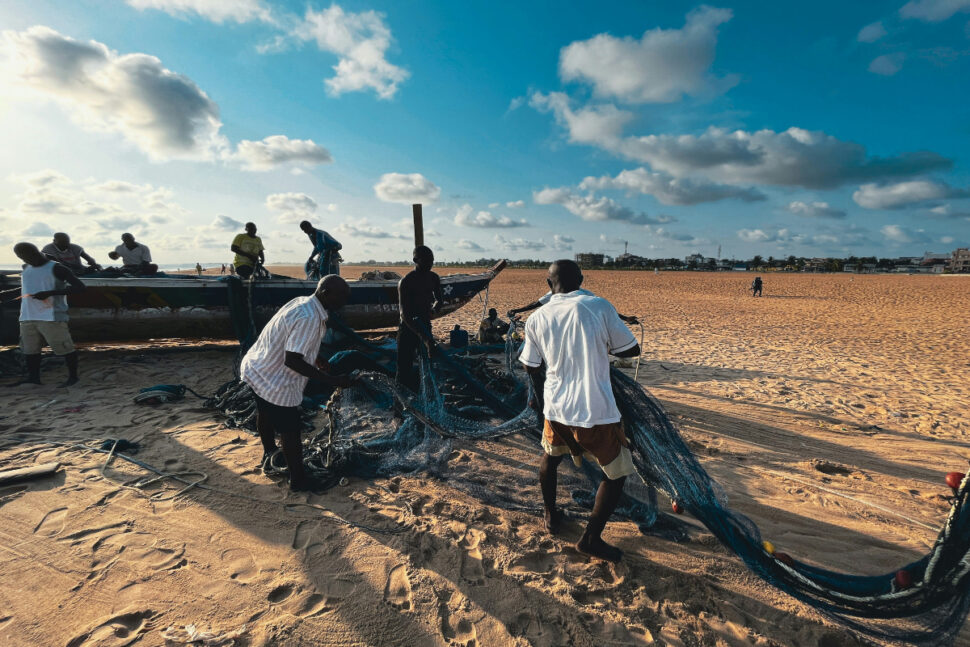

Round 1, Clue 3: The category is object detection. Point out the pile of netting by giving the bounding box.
[202,277,970,645]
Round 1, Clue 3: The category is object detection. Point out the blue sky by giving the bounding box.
[0,0,968,265]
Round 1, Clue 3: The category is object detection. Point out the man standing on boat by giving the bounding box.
[299,221,342,279]
[240,275,354,492]
[11,242,86,387]
[42,233,101,275]
[520,260,640,563]
[108,233,157,275]
[396,246,443,392]
[231,222,265,280]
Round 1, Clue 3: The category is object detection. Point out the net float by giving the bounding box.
[671,501,684,514]
[894,569,913,590]
[945,472,965,492]
[763,541,776,555]
[775,552,795,567]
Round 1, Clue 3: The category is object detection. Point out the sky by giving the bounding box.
[0,0,969,265]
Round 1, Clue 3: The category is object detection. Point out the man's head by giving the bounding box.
[547,259,583,294]
[413,245,434,271]
[53,232,71,250]
[121,232,135,247]
[488,308,497,319]
[453,324,461,330]
[14,242,46,267]
[315,274,351,311]
[299,221,314,234]
[245,222,257,236]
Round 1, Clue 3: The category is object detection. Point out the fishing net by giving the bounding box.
[203,276,970,645]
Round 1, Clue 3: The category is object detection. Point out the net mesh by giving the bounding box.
[204,276,970,645]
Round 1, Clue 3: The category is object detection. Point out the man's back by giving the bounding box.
[520,290,636,427]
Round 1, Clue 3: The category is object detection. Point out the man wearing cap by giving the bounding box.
[520,259,640,563]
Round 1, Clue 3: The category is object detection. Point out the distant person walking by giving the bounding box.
[751,276,763,297]
[42,233,101,275]
[231,222,264,280]
[108,233,157,275]
[520,260,641,563]
[221,264,226,275]
[11,242,86,387]
[196,263,203,276]
[239,275,353,492]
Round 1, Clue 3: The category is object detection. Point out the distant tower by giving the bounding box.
[717,244,721,260]
[624,241,628,255]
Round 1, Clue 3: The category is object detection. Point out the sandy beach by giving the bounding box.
[2,269,969,646]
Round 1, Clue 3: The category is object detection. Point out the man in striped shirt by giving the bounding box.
[240,275,353,492]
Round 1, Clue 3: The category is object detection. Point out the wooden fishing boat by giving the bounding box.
[0,261,505,343]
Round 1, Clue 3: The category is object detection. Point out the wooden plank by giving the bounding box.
[412,203,424,248]
[0,462,61,486]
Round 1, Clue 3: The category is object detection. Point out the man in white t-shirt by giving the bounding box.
[519,260,640,563]
[240,275,354,492]
[108,233,157,275]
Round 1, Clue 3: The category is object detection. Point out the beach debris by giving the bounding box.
[762,541,776,555]
[946,472,965,493]
[160,623,247,646]
[811,459,854,476]
[0,461,60,486]
[99,438,140,454]
[671,500,684,515]
[774,552,795,567]
[894,569,914,591]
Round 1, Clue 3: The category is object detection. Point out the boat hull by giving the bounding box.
[0,267,501,344]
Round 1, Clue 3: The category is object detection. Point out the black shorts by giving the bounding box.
[253,393,301,436]
[236,265,254,279]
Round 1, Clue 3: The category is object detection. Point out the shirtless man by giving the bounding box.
[396,246,443,392]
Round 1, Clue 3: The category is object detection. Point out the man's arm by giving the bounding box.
[431,274,443,313]
[618,313,639,324]
[507,300,542,318]
[525,364,545,412]
[33,265,86,299]
[80,250,100,268]
[284,351,352,388]
[231,244,258,263]
[613,343,641,359]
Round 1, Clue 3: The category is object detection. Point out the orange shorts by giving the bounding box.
[542,419,635,480]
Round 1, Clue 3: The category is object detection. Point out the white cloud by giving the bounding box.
[125,0,270,23]
[881,224,930,243]
[336,219,408,239]
[93,180,151,193]
[212,215,243,230]
[786,200,847,219]
[534,187,670,224]
[22,221,55,236]
[530,92,634,146]
[232,135,332,171]
[559,6,736,103]
[645,225,697,243]
[869,53,905,75]
[374,172,440,204]
[456,239,485,251]
[265,192,317,223]
[453,204,528,228]
[942,235,955,243]
[292,4,409,99]
[551,234,574,251]
[506,200,525,208]
[737,228,802,244]
[1,26,228,160]
[900,0,970,22]
[853,180,969,208]
[494,234,546,252]
[580,167,764,205]
[925,204,970,219]
[10,169,69,187]
[858,21,888,42]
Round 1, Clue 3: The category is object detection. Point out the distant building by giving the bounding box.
[843,263,857,273]
[685,253,706,266]
[951,248,970,273]
[804,258,827,272]
[574,253,605,267]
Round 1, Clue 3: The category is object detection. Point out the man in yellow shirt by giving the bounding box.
[231,222,265,279]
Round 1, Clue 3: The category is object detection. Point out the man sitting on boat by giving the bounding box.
[239,275,354,492]
[478,308,509,343]
[300,221,342,279]
[41,232,101,275]
[231,222,265,280]
[108,233,157,275]
[12,242,86,387]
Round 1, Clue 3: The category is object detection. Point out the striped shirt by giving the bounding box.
[240,295,328,407]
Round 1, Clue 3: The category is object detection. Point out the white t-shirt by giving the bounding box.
[519,289,637,427]
[114,243,152,266]
[240,295,328,407]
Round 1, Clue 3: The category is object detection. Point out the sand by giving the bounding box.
[1,269,969,646]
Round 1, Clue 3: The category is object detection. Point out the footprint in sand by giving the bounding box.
[65,609,153,647]
[33,507,68,537]
[508,551,557,575]
[221,548,260,583]
[292,520,319,550]
[384,564,413,610]
[439,592,478,647]
[460,528,486,585]
[267,582,296,604]
[94,532,186,572]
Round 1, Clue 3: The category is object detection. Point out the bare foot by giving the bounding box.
[576,535,623,563]
[544,508,564,535]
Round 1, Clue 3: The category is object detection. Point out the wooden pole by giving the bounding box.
[412,203,424,248]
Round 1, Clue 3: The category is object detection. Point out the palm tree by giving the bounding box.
[751,255,764,269]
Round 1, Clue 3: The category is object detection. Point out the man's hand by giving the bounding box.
[506,309,518,319]
[315,357,331,372]
[108,251,120,260]
[32,291,53,300]
[620,314,639,325]
[91,264,103,271]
